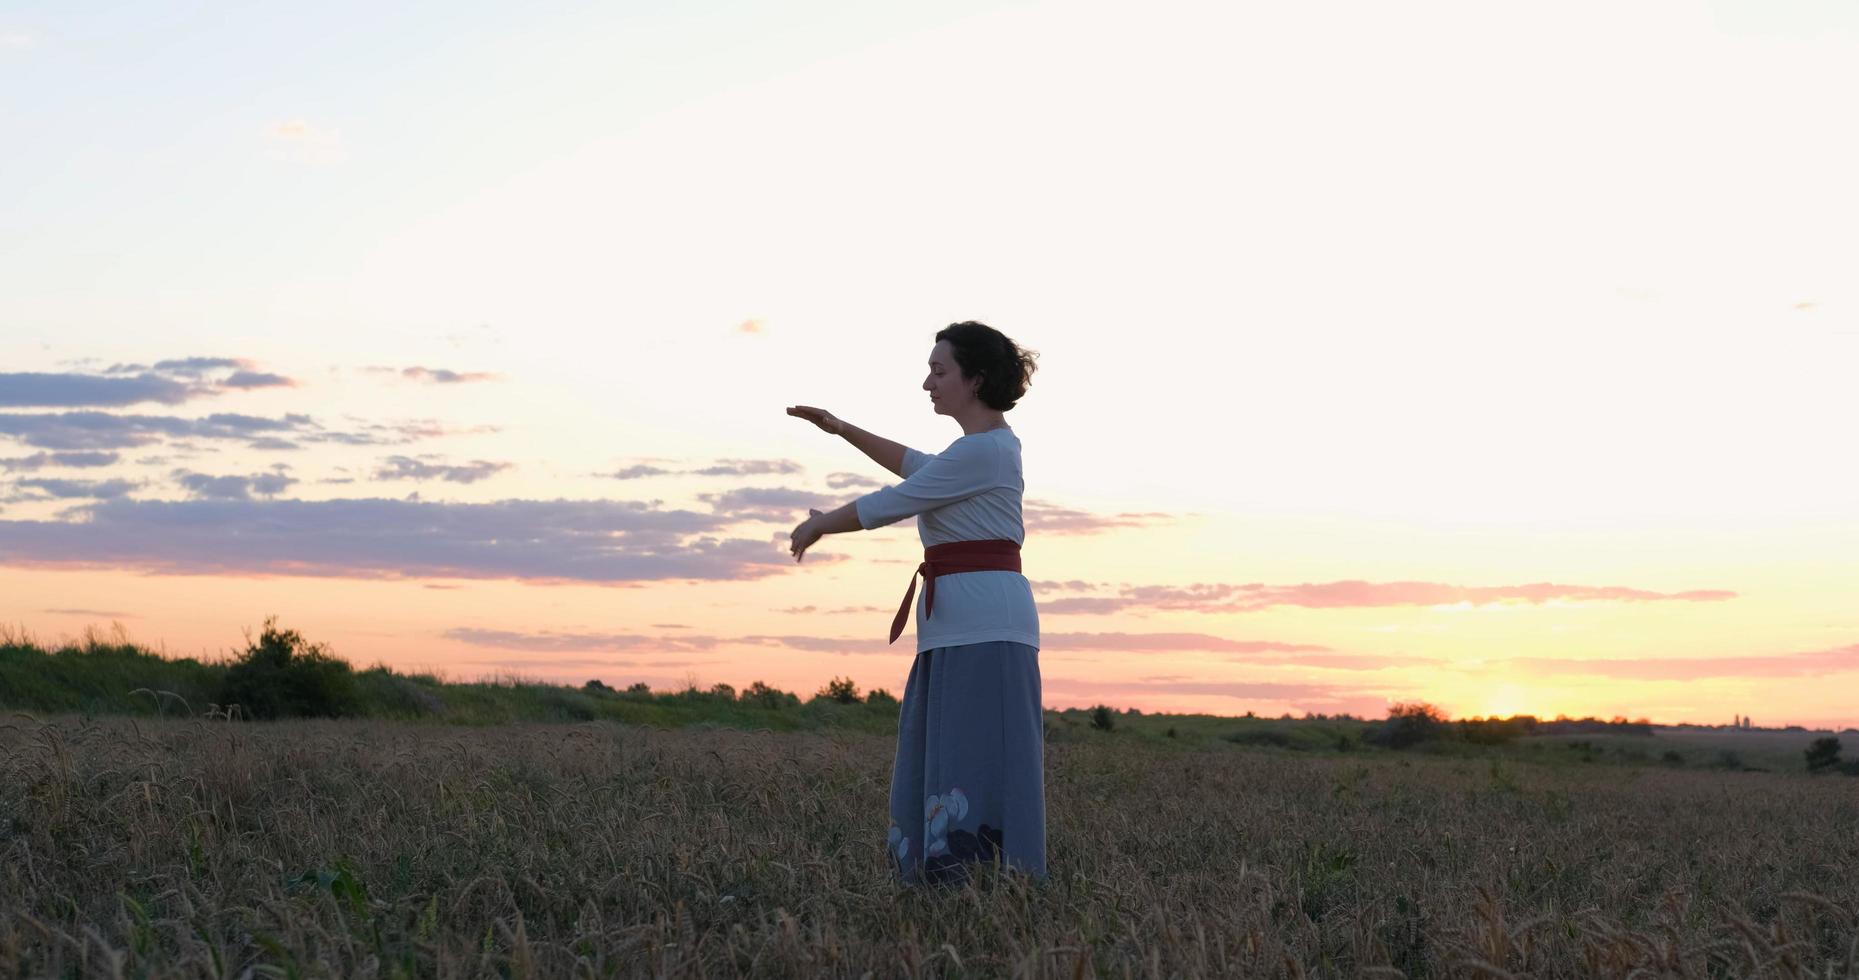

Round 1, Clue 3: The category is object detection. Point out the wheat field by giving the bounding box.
[2,714,1855,978]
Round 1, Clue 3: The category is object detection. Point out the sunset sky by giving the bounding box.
[3,0,1856,728]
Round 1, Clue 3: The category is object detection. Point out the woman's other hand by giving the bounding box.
[786,405,845,436]
[790,508,825,561]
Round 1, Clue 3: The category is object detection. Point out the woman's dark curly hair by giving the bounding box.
[934,321,1040,411]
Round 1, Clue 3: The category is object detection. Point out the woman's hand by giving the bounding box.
[790,508,824,562]
[786,405,845,436]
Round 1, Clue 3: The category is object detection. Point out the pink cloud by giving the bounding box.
[1506,643,1859,680]
[1039,579,1737,615]
[1044,631,1329,653]
[1022,499,1175,535]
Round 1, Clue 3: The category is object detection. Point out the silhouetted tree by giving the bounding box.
[817,676,860,704]
[740,680,798,709]
[1805,736,1842,773]
[1369,701,1447,749]
[218,617,357,719]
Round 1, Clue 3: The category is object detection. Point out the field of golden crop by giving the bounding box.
[2,715,1855,978]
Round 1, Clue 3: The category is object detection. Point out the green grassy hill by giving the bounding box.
[5,620,1855,776]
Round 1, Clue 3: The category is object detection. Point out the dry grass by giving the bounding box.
[1,715,1855,978]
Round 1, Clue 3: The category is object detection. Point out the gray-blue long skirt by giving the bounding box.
[885,639,1048,886]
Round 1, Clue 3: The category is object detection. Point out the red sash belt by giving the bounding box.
[889,538,1022,644]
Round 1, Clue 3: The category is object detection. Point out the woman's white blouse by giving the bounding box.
[854,428,1041,654]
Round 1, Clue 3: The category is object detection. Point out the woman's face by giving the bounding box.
[923,341,973,415]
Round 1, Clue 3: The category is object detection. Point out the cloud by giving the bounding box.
[604,458,805,479]
[1042,675,1364,704]
[0,372,203,407]
[373,455,513,484]
[0,411,312,450]
[443,627,890,656]
[221,371,297,390]
[445,628,725,653]
[1023,499,1177,535]
[605,464,674,480]
[173,469,298,500]
[696,486,848,522]
[0,451,120,471]
[0,31,35,50]
[0,410,487,452]
[330,419,500,444]
[13,477,140,500]
[266,119,346,164]
[688,459,804,477]
[1041,596,1146,615]
[457,656,727,674]
[366,366,502,384]
[103,357,256,379]
[1031,579,1111,592]
[0,496,803,583]
[1038,579,1738,615]
[825,472,882,490]
[1043,631,1332,653]
[444,627,895,656]
[1504,643,1859,680]
[1031,631,1442,670]
[41,608,138,619]
[441,324,503,349]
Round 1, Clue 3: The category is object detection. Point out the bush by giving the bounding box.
[817,676,860,704]
[1090,704,1115,731]
[218,617,359,720]
[356,666,443,717]
[625,682,652,697]
[1805,736,1842,773]
[865,687,898,706]
[740,680,799,709]
[1367,702,1447,749]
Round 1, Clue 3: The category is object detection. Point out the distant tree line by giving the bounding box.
[581,674,895,709]
[0,619,901,722]
[1366,703,1655,750]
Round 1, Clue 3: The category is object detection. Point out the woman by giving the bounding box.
[785,321,1045,888]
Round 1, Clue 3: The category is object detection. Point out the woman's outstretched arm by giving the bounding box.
[790,503,861,562]
[838,421,908,478]
[786,405,908,477]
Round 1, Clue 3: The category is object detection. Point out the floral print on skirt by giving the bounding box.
[886,640,1047,886]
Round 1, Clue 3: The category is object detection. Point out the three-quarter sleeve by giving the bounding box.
[857,437,1003,529]
[900,446,932,478]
